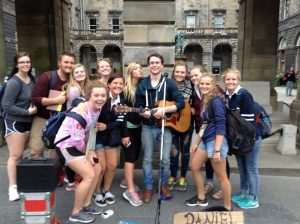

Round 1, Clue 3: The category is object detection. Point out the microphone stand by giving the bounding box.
[155,73,168,224]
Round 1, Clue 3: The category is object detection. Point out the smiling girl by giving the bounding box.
[55,81,108,223]
[93,74,125,207]
[97,58,112,85]
[186,73,231,211]
[64,63,91,109]
[167,60,193,192]
[223,68,261,209]
[3,52,37,201]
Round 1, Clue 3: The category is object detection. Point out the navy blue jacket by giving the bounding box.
[135,75,185,126]
[202,96,227,143]
[225,87,261,138]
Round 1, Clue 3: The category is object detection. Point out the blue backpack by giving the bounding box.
[0,75,35,118]
[41,110,87,149]
[254,102,272,139]
[0,76,23,118]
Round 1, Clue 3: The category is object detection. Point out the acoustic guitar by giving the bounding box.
[113,100,191,133]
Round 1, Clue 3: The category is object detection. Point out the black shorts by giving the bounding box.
[4,119,31,137]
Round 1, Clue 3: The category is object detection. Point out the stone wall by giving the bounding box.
[15,0,71,76]
[123,0,175,74]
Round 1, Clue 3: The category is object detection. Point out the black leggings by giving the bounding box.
[122,127,141,163]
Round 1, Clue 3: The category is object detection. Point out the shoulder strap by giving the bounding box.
[50,70,58,89]
[66,111,87,128]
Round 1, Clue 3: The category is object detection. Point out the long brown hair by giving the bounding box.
[171,60,188,80]
[10,52,33,78]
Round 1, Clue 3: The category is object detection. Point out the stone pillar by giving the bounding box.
[276,124,298,155]
[123,0,175,75]
[15,0,71,76]
[237,0,279,107]
[0,0,7,77]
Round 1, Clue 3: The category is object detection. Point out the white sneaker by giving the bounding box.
[8,185,20,201]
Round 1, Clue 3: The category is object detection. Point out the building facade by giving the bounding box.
[277,0,300,74]
[68,0,239,76]
[0,0,17,77]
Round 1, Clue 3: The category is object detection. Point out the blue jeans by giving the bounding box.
[286,81,293,96]
[142,125,172,189]
[235,137,262,200]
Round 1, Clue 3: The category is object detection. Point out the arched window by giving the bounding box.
[278,37,287,50]
[278,37,286,72]
[295,35,300,73]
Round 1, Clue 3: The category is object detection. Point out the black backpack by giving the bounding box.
[41,110,87,149]
[208,98,256,156]
[225,107,256,156]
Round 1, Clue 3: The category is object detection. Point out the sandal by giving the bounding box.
[204,182,214,194]
[211,190,223,200]
[101,209,114,219]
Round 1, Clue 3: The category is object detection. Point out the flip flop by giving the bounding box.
[211,190,223,200]
[101,209,114,219]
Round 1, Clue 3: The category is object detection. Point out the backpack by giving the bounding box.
[41,110,87,149]
[225,107,256,156]
[0,76,24,118]
[49,70,58,89]
[208,97,256,156]
[254,102,272,139]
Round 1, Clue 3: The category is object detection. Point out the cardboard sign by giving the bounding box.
[173,211,244,224]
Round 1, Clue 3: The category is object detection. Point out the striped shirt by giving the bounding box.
[225,85,255,123]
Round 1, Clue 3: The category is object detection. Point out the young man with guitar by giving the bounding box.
[135,52,185,203]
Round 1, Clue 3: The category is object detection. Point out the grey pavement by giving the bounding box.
[0,86,300,223]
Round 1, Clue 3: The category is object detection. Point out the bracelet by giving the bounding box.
[214,150,220,153]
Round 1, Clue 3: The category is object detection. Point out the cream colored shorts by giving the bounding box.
[28,116,47,154]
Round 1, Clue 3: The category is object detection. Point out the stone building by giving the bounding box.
[0,0,17,77]
[277,0,300,74]
[69,0,239,76]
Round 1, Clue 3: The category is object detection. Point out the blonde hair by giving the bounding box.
[97,58,112,79]
[222,68,241,82]
[199,73,223,113]
[124,62,142,103]
[63,63,90,98]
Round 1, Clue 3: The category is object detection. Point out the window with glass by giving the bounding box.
[214,14,224,29]
[89,18,97,30]
[186,15,196,28]
[112,18,120,33]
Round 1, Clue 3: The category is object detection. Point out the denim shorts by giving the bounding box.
[199,138,228,158]
[95,143,108,152]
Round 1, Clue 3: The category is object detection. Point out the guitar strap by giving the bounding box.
[145,76,167,108]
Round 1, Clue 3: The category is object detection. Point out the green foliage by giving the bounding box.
[274,72,285,86]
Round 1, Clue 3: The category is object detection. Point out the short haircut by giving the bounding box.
[147,52,164,65]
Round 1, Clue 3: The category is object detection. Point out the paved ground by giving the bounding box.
[0,86,299,223]
[0,167,300,224]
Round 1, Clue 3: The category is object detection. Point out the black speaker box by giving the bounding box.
[17,157,60,192]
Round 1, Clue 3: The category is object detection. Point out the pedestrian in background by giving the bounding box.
[283,67,296,96]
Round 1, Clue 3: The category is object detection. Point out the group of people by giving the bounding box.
[4,51,262,223]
